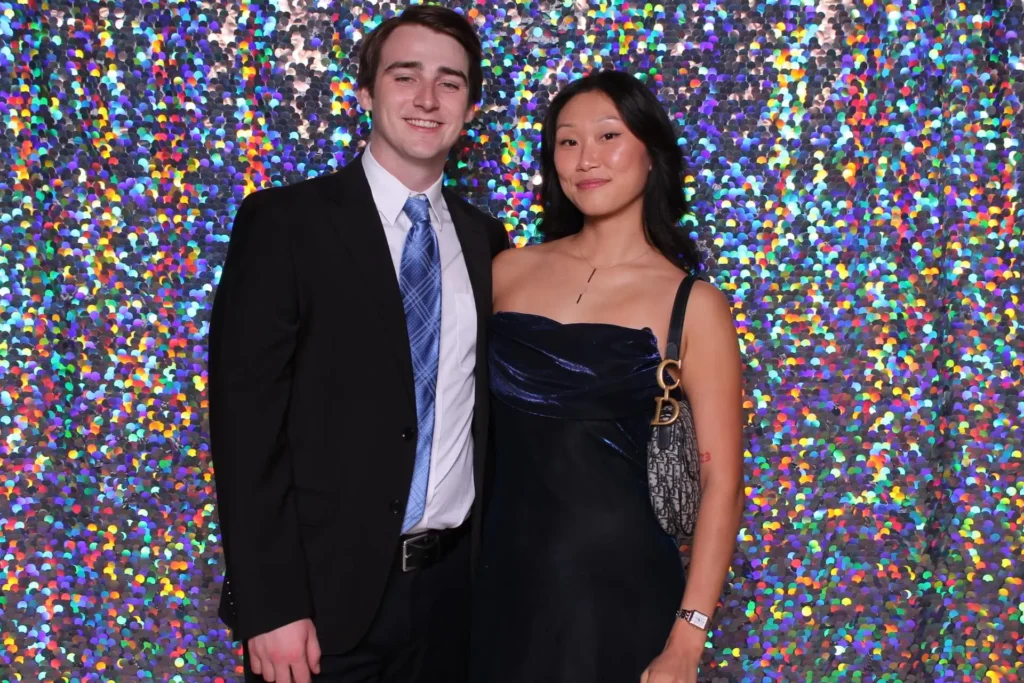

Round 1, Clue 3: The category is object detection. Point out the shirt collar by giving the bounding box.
[361,144,445,229]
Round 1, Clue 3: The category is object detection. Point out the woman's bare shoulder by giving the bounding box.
[684,277,737,338]
[493,240,564,302]
[493,239,565,275]
[688,278,731,313]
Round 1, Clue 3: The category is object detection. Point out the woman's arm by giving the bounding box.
[651,282,746,676]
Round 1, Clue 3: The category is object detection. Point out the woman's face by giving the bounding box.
[552,90,651,221]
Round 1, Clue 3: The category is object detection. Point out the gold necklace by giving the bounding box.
[573,244,651,304]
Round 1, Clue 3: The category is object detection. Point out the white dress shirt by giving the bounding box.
[362,146,477,533]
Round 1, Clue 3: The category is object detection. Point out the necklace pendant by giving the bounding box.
[575,268,597,305]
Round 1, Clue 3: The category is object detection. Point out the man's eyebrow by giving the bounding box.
[382,60,468,84]
[437,66,468,83]
[382,60,423,73]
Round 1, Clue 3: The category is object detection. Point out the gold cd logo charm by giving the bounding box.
[652,358,682,426]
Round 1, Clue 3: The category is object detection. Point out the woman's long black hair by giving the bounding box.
[538,70,702,274]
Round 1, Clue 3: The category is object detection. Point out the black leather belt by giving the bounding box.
[396,522,470,573]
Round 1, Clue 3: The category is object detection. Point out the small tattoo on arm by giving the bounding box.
[700,450,712,463]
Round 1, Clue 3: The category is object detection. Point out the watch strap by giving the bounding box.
[676,608,710,631]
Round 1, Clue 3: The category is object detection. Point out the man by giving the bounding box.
[208,6,508,682]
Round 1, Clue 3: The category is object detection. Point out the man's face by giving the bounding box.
[357,24,475,174]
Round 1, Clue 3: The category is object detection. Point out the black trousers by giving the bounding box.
[244,532,471,683]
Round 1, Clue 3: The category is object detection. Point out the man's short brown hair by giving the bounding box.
[357,5,484,105]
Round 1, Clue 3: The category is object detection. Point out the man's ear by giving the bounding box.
[463,102,477,125]
[357,86,373,113]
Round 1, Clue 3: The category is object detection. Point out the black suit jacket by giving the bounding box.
[208,158,509,652]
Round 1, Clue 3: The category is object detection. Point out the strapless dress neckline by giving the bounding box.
[491,309,660,346]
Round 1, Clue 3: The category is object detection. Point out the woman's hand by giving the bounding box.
[640,619,705,683]
[640,647,699,683]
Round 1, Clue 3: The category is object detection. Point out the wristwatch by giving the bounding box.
[676,608,710,631]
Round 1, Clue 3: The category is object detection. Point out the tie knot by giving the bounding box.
[403,195,431,226]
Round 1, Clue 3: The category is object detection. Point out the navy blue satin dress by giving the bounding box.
[471,312,685,682]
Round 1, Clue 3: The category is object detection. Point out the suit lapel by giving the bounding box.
[321,159,415,405]
[320,162,492,411]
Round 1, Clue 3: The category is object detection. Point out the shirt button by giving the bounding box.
[390,500,403,515]
[402,427,416,441]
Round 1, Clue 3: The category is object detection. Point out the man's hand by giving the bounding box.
[249,618,322,683]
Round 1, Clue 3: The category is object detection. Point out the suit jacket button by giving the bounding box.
[402,427,416,441]
[390,500,403,515]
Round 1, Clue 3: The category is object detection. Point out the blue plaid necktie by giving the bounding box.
[398,195,441,532]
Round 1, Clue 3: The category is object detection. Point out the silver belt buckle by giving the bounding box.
[401,532,440,573]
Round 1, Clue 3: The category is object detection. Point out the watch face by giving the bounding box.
[690,612,709,629]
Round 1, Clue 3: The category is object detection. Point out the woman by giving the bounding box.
[471,70,745,682]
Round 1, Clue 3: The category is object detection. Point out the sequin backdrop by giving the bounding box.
[1,0,1021,680]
